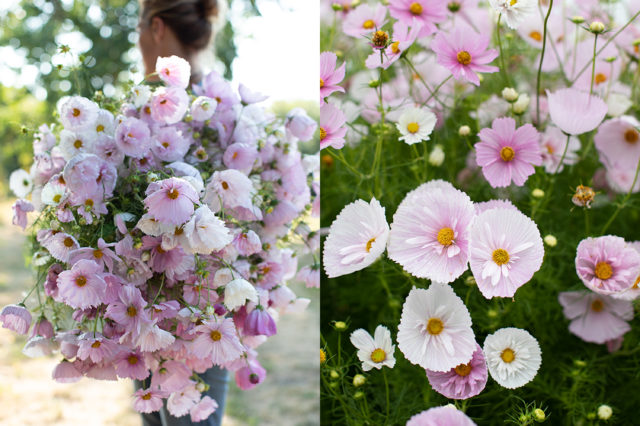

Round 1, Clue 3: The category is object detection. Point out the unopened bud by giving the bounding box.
[334,321,348,331]
[428,145,445,167]
[597,405,612,420]
[570,15,585,24]
[512,93,530,114]
[353,374,366,387]
[589,21,605,34]
[502,87,519,102]
[458,125,471,136]
[532,188,545,198]
[543,235,557,247]
[533,409,546,422]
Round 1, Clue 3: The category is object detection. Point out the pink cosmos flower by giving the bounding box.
[151,360,193,393]
[286,108,317,141]
[469,208,544,299]
[223,143,258,174]
[76,332,120,363]
[192,318,244,364]
[69,238,119,273]
[389,0,448,37]
[52,360,82,383]
[320,52,346,104]
[204,169,259,216]
[144,177,200,226]
[342,4,387,38]
[115,117,152,159]
[238,83,268,104]
[181,205,233,255]
[296,265,320,288]
[365,21,423,70]
[575,236,640,295]
[431,24,499,86]
[59,96,99,131]
[190,96,218,121]
[320,103,347,150]
[426,343,488,400]
[199,71,240,112]
[558,290,633,344]
[233,230,262,256]
[142,236,193,279]
[57,259,107,309]
[407,405,477,426]
[133,387,166,414]
[244,307,277,337]
[151,126,191,162]
[105,285,150,337]
[42,232,80,263]
[136,320,175,352]
[156,55,191,89]
[475,117,542,187]
[30,317,54,338]
[167,383,202,417]
[235,359,267,390]
[0,304,32,335]
[388,182,476,283]
[474,199,517,215]
[539,125,581,173]
[95,134,125,165]
[151,87,189,125]
[190,396,218,422]
[12,199,33,230]
[594,116,640,171]
[114,350,150,380]
[546,88,608,135]
[63,153,118,198]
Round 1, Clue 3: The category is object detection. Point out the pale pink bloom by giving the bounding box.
[114,350,150,380]
[59,129,97,160]
[489,0,536,29]
[115,117,152,158]
[52,360,82,383]
[606,336,624,353]
[204,169,257,214]
[546,88,608,135]
[320,103,347,150]
[69,238,119,273]
[190,96,218,121]
[342,3,387,38]
[63,153,117,198]
[233,230,262,256]
[235,359,266,390]
[57,259,107,309]
[12,199,33,230]
[144,177,200,226]
[431,24,498,86]
[389,0,448,37]
[151,126,191,162]
[426,343,487,399]
[133,387,166,414]
[286,108,317,141]
[150,87,189,125]
[182,205,233,255]
[223,143,258,174]
[594,116,640,171]
[0,304,32,335]
[190,396,218,422]
[156,55,191,89]
[407,405,477,426]
[558,290,633,344]
[388,183,475,283]
[474,199,517,215]
[23,336,58,358]
[320,52,346,103]
[238,83,268,104]
[95,134,125,165]
[244,307,277,337]
[575,236,640,295]
[224,278,259,311]
[475,117,542,187]
[30,317,54,339]
[76,332,120,363]
[366,20,422,69]
[105,285,150,337]
[151,360,193,393]
[539,125,581,173]
[397,284,476,372]
[136,321,176,352]
[167,383,201,417]
[323,198,389,278]
[469,208,544,299]
[296,265,320,288]
[199,71,240,112]
[192,318,244,364]
[605,161,640,194]
[59,96,99,131]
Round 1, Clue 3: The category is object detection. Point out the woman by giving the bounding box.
[134,1,229,425]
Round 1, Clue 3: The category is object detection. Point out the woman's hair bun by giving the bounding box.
[199,0,218,20]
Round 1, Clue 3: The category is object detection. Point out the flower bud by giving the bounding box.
[597,405,612,420]
[501,87,519,102]
[570,15,585,24]
[354,391,365,399]
[512,93,530,114]
[368,79,381,88]
[428,145,445,166]
[533,408,546,422]
[334,321,348,331]
[320,349,327,364]
[353,374,366,387]
[330,369,340,379]
[532,188,545,198]
[331,3,343,11]
[458,125,471,136]
[589,21,605,34]
[543,235,557,247]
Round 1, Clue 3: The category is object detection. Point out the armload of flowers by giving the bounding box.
[2,55,319,420]
[320,0,640,424]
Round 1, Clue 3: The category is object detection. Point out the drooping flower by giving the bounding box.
[539,125,581,174]
[235,359,267,390]
[475,117,542,187]
[190,96,218,121]
[133,387,166,414]
[12,199,33,230]
[488,0,537,29]
[0,304,32,335]
[546,88,608,135]
[342,3,387,38]
[190,396,218,422]
[144,177,200,226]
[224,278,259,311]
[397,284,476,372]
[56,259,107,309]
[285,108,318,141]
[156,55,191,89]
[431,24,499,86]
[407,405,477,426]
[469,208,544,299]
[244,307,277,337]
[558,290,633,344]
[395,107,437,145]
[483,327,541,389]
[575,236,640,295]
[388,0,448,37]
[320,52,346,103]
[388,183,475,283]
[349,324,396,371]
[320,103,347,150]
[191,318,244,364]
[426,343,488,400]
[594,116,640,171]
[323,198,390,278]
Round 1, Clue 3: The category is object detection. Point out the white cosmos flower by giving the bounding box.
[224,278,259,311]
[92,109,115,136]
[483,327,541,389]
[350,325,396,371]
[396,107,437,145]
[182,205,233,254]
[323,198,390,278]
[59,129,96,161]
[9,169,33,198]
[59,96,99,131]
[489,0,537,29]
[41,179,67,206]
[131,85,151,108]
[397,283,476,372]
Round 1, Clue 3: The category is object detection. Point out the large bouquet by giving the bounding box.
[320,0,640,424]
[2,55,319,420]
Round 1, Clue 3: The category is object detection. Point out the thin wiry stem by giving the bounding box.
[536,0,554,125]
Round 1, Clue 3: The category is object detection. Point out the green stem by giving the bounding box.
[327,149,365,178]
[422,75,452,107]
[536,0,553,125]
[570,22,580,78]
[532,133,571,219]
[589,34,598,95]
[600,156,640,235]
[496,14,510,86]
[383,368,390,422]
[402,57,447,108]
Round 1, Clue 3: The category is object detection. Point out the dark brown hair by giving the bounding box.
[140,0,219,51]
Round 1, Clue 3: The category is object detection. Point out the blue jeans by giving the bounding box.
[134,366,229,426]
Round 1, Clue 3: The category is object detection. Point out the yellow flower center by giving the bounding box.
[510,0,518,5]
[96,124,105,132]
[72,108,81,117]
[500,146,515,162]
[370,348,386,363]
[64,237,74,248]
[93,249,103,259]
[426,318,444,335]
[232,151,238,159]
[221,181,229,190]
[409,2,423,15]
[162,142,170,148]
[492,248,510,266]
[91,341,102,348]
[363,19,375,29]
[454,363,472,377]
[437,227,454,246]
[529,31,542,42]
[85,199,94,207]
[320,127,327,140]
[320,349,327,364]
[142,393,152,401]
[624,128,639,144]
[75,276,87,287]
[127,306,137,317]
[501,348,515,363]
[407,122,420,134]
[595,73,607,85]
[457,51,472,65]
[320,78,324,88]
[594,261,613,280]
[365,237,376,253]
[591,299,604,312]
[391,41,401,54]
[74,139,83,149]
[128,355,138,365]
[210,330,222,341]
[167,188,180,200]
[53,194,62,203]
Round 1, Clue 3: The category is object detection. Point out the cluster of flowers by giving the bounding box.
[2,55,319,420]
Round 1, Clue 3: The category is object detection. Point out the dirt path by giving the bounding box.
[0,200,318,425]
